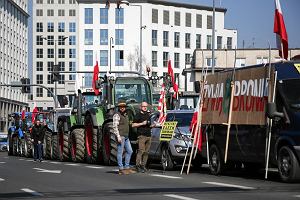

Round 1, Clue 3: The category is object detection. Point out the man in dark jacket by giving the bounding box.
[31,119,44,162]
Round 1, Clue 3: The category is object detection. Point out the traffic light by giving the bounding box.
[20,78,30,93]
[52,65,60,82]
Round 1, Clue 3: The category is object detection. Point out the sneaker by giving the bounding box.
[136,166,145,173]
[141,166,148,172]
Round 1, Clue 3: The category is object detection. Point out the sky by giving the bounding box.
[172,0,300,48]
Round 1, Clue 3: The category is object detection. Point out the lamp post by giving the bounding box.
[109,37,114,73]
[42,36,68,108]
[212,0,216,74]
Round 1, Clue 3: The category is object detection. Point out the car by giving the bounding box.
[0,133,8,152]
[148,110,195,170]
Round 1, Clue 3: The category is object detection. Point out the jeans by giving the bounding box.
[117,136,133,170]
[34,143,43,160]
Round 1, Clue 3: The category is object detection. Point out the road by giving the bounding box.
[0,152,299,200]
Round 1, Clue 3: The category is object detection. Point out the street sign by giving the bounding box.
[159,121,177,141]
[10,81,22,89]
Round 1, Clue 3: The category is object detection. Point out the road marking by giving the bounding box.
[0,161,6,164]
[0,178,5,181]
[19,158,25,161]
[26,160,35,162]
[164,194,198,200]
[65,163,80,166]
[21,188,43,196]
[49,161,61,164]
[33,168,62,174]
[150,174,182,179]
[203,182,255,190]
[294,195,300,198]
[85,166,104,169]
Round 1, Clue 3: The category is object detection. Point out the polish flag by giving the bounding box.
[32,102,38,123]
[92,61,100,95]
[157,84,167,124]
[189,98,202,151]
[21,107,26,120]
[274,0,288,60]
[167,60,178,99]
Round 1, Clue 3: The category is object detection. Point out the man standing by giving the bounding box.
[132,102,152,173]
[31,119,44,162]
[113,100,135,175]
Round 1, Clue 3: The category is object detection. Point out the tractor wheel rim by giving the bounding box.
[86,122,93,157]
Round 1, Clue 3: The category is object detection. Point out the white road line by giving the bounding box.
[203,182,255,190]
[33,168,62,174]
[85,166,104,169]
[49,161,61,164]
[0,178,5,181]
[18,159,25,161]
[0,161,6,164]
[294,195,300,198]
[21,188,43,196]
[150,174,182,179]
[164,194,198,200]
[25,160,35,162]
[65,163,80,166]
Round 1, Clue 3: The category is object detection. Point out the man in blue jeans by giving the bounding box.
[113,100,136,175]
[31,119,44,162]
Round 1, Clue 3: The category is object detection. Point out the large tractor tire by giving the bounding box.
[70,128,85,162]
[102,122,118,166]
[12,136,19,156]
[23,131,33,158]
[43,131,52,159]
[57,122,70,161]
[51,134,59,160]
[84,115,98,164]
[20,138,25,157]
[7,132,13,156]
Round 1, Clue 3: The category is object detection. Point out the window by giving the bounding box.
[69,36,76,45]
[196,14,202,28]
[227,37,232,49]
[58,49,65,58]
[206,58,217,67]
[163,31,169,47]
[185,33,190,49]
[58,22,65,32]
[174,53,180,68]
[174,11,180,26]
[47,0,54,3]
[115,8,124,24]
[59,75,65,84]
[48,48,54,58]
[36,74,43,84]
[236,58,246,67]
[207,35,212,49]
[58,9,65,16]
[100,8,108,24]
[36,62,43,71]
[36,36,43,45]
[47,9,54,16]
[85,50,93,66]
[84,29,93,45]
[207,15,212,29]
[217,36,222,49]
[69,0,76,4]
[58,36,67,45]
[37,49,43,58]
[152,30,157,46]
[69,22,76,32]
[100,50,108,66]
[196,34,201,49]
[47,88,54,98]
[185,13,191,27]
[85,8,93,24]
[174,32,180,48]
[69,9,76,16]
[115,50,124,66]
[100,29,108,45]
[36,88,43,97]
[47,35,54,45]
[47,62,54,71]
[163,52,169,67]
[36,9,43,16]
[59,62,65,71]
[115,29,124,45]
[58,0,65,4]
[37,0,43,4]
[47,22,54,32]
[256,57,268,64]
[69,49,76,58]
[47,75,54,84]
[152,51,157,67]
[84,74,92,88]
[69,62,76,80]
[163,10,169,25]
[152,9,158,23]
[36,22,43,32]
[185,53,191,65]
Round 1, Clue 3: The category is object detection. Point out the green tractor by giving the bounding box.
[69,73,154,165]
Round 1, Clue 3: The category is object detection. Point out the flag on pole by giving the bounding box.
[274,0,288,60]
[189,97,202,151]
[32,103,38,123]
[92,61,100,95]
[21,107,26,120]
[167,60,178,99]
[157,84,167,124]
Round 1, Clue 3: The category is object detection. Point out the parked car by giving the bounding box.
[0,133,8,151]
[148,110,196,170]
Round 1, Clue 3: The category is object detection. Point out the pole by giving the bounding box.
[139,5,143,74]
[211,0,216,74]
[109,37,113,73]
[54,40,58,108]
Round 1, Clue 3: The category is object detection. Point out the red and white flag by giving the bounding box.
[274,0,288,60]
[32,102,38,123]
[189,98,203,151]
[167,60,178,99]
[92,61,100,95]
[157,84,167,124]
[21,107,26,120]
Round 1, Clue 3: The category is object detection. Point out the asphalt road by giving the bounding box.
[0,152,299,200]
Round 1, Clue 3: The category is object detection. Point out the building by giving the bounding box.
[0,0,29,133]
[183,48,300,91]
[31,0,78,110]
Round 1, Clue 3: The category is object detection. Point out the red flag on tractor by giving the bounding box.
[92,61,100,95]
[167,60,178,99]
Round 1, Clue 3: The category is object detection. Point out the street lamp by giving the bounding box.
[42,35,68,108]
[212,0,216,74]
[109,37,114,73]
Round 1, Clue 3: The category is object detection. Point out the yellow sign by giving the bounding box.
[159,121,178,141]
[294,64,300,74]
